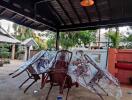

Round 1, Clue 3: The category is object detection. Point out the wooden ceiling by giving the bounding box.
[0,0,132,32]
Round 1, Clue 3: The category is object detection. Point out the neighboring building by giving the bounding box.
[21,38,39,61]
[0,27,20,44]
[0,27,20,60]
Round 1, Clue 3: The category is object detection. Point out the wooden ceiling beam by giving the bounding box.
[82,7,91,23]
[0,8,6,15]
[0,0,57,31]
[56,0,74,24]
[94,0,102,21]
[29,21,34,26]
[34,1,61,26]
[20,17,26,23]
[106,0,112,19]
[10,13,17,19]
[59,17,132,31]
[48,3,66,25]
[68,0,82,23]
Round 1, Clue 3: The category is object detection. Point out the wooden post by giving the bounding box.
[56,30,60,50]
[11,44,15,60]
[27,46,30,60]
[24,46,30,61]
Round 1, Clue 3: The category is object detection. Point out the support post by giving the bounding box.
[11,44,15,60]
[56,30,60,50]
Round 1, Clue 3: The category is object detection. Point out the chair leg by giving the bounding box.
[91,85,104,100]
[95,83,108,96]
[19,77,31,89]
[66,88,70,100]
[45,84,53,100]
[40,73,48,89]
[60,76,67,94]
[24,80,36,93]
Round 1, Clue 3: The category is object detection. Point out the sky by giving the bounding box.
[0,19,14,34]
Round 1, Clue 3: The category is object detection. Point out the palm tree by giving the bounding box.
[106,28,121,48]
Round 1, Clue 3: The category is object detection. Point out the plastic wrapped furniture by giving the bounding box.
[68,50,122,100]
[41,50,78,100]
[9,50,56,93]
[19,66,40,93]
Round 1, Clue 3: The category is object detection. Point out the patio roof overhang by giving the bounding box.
[0,0,132,32]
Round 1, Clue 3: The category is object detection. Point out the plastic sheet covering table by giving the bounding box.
[68,52,122,100]
[10,50,57,77]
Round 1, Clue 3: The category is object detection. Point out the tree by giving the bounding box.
[0,43,10,63]
[12,23,46,50]
[122,34,132,49]
[45,30,96,50]
[78,30,96,47]
[46,38,55,50]
[106,28,121,48]
[59,30,96,49]
[45,31,56,50]
[60,32,76,49]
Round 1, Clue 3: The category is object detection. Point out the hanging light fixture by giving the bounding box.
[80,0,94,7]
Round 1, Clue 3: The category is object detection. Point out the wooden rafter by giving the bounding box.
[68,0,82,23]
[48,3,66,25]
[82,7,91,23]
[59,17,132,31]
[56,0,74,24]
[94,0,102,21]
[10,13,17,19]
[0,8,6,15]
[0,0,57,31]
[106,0,112,19]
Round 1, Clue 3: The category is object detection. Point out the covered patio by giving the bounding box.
[0,0,132,100]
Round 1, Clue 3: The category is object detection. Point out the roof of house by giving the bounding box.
[0,27,20,44]
[21,38,39,47]
[0,0,132,32]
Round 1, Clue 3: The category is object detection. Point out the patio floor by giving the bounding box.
[0,60,132,100]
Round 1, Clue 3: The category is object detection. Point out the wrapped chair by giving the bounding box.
[83,54,120,100]
[18,66,40,93]
[42,50,78,100]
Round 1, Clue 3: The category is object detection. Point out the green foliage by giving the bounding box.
[45,32,56,50]
[59,30,96,49]
[127,34,132,42]
[12,23,96,50]
[122,34,132,49]
[15,26,33,41]
[12,23,46,50]
[46,38,55,50]
[106,30,121,48]
[45,30,96,50]
[79,30,96,46]
[0,44,10,58]
[60,32,76,49]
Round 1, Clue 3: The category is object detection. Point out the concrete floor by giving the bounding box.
[0,60,132,100]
